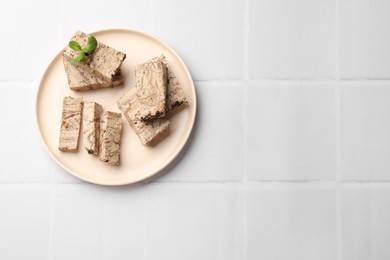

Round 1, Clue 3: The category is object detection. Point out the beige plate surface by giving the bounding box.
[36,28,196,185]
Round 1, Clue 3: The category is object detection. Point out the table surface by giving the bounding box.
[1,0,390,259]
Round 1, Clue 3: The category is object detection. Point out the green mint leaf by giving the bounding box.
[70,52,86,64]
[82,36,97,54]
[69,40,82,51]
[68,36,97,64]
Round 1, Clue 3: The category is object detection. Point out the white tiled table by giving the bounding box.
[1,0,390,259]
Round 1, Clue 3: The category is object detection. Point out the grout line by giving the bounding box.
[160,180,390,185]
[147,181,247,188]
[247,77,339,82]
[242,80,249,260]
[243,84,249,184]
[335,0,340,81]
[337,77,390,81]
[335,0,343,258]
[142,180,341,188]
[334,50,342,251]
[245,179,338,184]
[47,183,56,259]
[194,78,339,84]
[143,182,150,260]
[337,185,343,260]
[335,88,341,183]
[242,183,248,260]
[242,0,250,184]
[242,0,250,258]
[244,181,339,189]
[3,179,390,186]
[243,0,250,81]
[2,180,390,186]
[340,180,390,185]
[335,0,342,255]
[149,180,339,185]
[193,79,390,86]
[194,79,248,85]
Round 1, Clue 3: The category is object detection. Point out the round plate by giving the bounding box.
[36,28,196,185]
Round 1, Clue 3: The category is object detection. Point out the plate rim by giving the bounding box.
[35,27,197,186]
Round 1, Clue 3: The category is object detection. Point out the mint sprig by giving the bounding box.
[69,36,97,64]
[83,36,97,54]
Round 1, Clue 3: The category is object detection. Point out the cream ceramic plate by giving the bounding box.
[36,28,196,185]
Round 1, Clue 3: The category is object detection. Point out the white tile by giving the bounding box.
[340,0,390,78]
[340,83,390,180]
[0,186,50,259]
[51,184,147,259]
[0,83,52,182]
[341,185,390,260]
[247,83,337,181]
[60,0,153,44]
[154,0,245,80]
[147,183,244,260]
[248,0,336,79]
[152,82,245,182]
[246,184,337,260]
[0,1,60,81]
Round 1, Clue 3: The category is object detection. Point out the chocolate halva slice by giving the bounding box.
[83,102,103,155]
[58,96,83,152]
[99,111,122,166]
[135,59,168,121]
[63,58,124,91]
[117,88,170,146]
[148,55,188,111]
[63,31,126,83]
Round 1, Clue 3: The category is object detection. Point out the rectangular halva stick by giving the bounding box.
[83,102,103,155]
[135,59,168,121]
[100,111,122,166]
[58,96,83,152]
[149,55,188,111]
